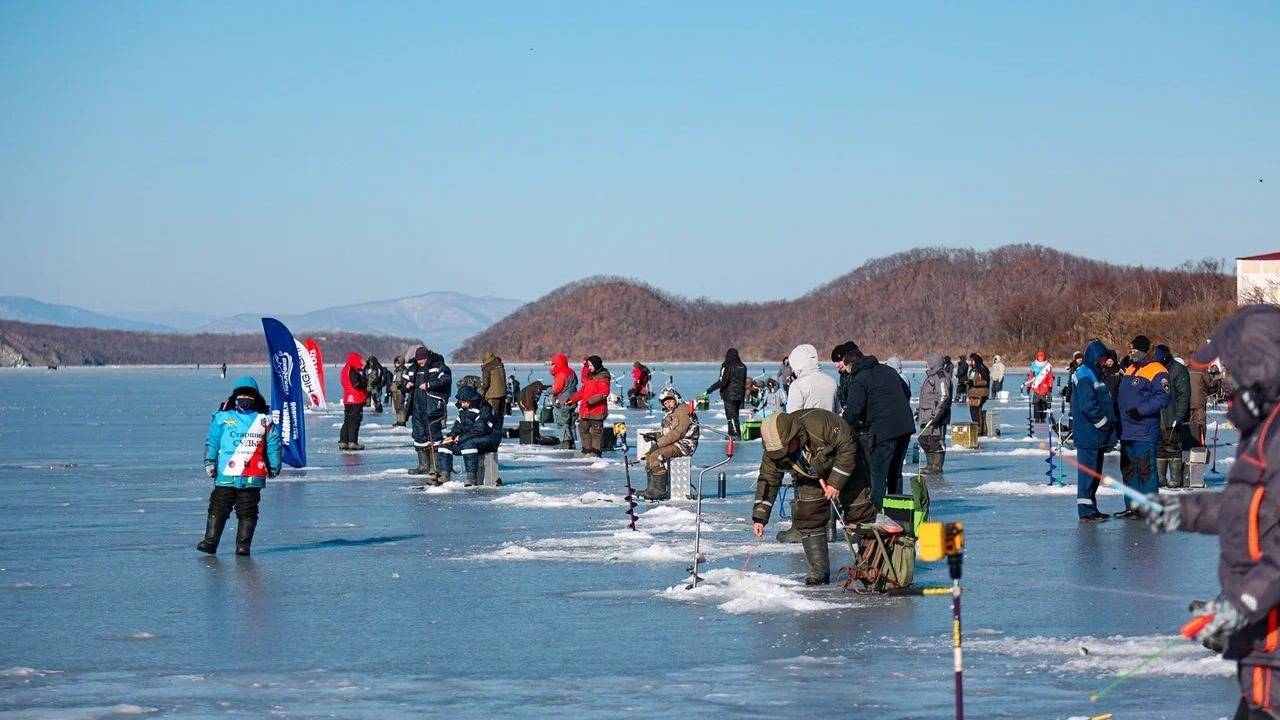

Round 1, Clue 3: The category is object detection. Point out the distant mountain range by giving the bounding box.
[453,245,1234,362]
[196,292,521,353]
[0,319,418,368]
[0,292,522,355]
[0,296,176,333]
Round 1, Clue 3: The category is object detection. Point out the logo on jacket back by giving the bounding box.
[273,351,294,393]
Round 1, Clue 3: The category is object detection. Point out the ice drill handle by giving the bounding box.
[725,438,734,458]
[1181,614,1214,639]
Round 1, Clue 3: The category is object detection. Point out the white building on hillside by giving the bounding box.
[1238,252,1280,305]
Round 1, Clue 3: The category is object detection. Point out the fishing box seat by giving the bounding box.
[951,421,980,449]
[634,433,692,498]
[741,419,762,441]
[476,451,501,488]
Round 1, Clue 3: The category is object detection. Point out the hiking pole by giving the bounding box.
[918,522,966,720]
[687,428,735,589]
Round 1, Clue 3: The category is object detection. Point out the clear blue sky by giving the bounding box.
[1,2,1276,316]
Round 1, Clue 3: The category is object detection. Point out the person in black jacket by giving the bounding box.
[706,348,748,439]
[405,346,453,480]
[955,353,970,403]
[840,345,916,509]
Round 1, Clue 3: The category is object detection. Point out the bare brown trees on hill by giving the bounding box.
[453,245,1234,363]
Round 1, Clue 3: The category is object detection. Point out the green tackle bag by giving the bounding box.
[881,474,931,537]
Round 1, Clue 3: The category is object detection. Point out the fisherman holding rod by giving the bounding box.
[1130,305,1280,720]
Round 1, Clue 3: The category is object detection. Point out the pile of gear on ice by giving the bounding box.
[195,305,1280,720]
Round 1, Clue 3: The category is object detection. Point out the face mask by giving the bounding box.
[1228,386,1269,436]
[234,396,257,413]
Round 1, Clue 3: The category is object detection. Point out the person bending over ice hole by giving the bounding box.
[638,388,700,501]
[198,377,281,556]
[1138,305,1280,720]
[437,386,503,487]
[751,410,874,585]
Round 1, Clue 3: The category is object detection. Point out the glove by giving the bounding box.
[268,468,279,479]
[1126,408,1143,421]
[205,463,216,478]
[1190,597,1246,653]
[1137,494,1182,533]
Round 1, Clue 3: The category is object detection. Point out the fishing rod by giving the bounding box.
[1061,454,1163,513]
[1087,610,1217,706]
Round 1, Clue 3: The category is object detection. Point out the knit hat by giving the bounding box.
[831,342,858,362]
[1130,336,1151,353]
[414,346,429,361]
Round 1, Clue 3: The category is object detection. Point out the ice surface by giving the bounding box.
[0,365,1242,719]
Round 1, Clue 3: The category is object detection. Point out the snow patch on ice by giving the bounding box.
[660,568,843,614]
[490,491,619,508]
[0,704,161,718]
[969,481,1119,497]
[966,634,1233,677]
[0,666,63,678]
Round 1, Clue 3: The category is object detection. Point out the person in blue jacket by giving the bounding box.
[199,377,282,555]
[1114,335,1170,519]
[437,385,502,487]
[1071,339,1118,523]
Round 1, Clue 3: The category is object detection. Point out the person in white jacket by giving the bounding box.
[785,344,838,412]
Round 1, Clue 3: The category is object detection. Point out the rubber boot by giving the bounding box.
[408,447,431,475]
[638,469,656,500]
[649,471,670,501]
[464,471,478,487]
[196,514,228,554]
[1167,458,1185,489]
[438,470,452,485]
[775,501,804,543]
[934,451,946,475]
[1156,458,1171,488]
[801,534,830,585]
[234,517,256,556]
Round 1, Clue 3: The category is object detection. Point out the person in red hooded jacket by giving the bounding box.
[569,355,611,457]
[340,352,368,451]
[549,353,578,449]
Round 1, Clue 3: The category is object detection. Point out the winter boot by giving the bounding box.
[1156,458,1171,488]
[775,501,804,543]
[349,442,364,451]
[1167,458,1185,489]
[638,469,656,500]
[408,447,431,475]
[196,514,228,554]
[648,471,671,501]
[801,534,830,585]
[930,451,946,475]
[234,517,257,556]
[438,470,452,485]
[464,471,478,487]
[338,442,350,451]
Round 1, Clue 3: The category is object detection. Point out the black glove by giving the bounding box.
[1126,408,1143,421]
[268,468,279,479]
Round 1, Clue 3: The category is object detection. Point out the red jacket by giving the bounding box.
[341,352,368,405]
[550,354,573,396]
[571,370,611,420]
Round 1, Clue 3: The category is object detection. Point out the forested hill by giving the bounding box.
[0,320,420,367]
[453,245,1233,362]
